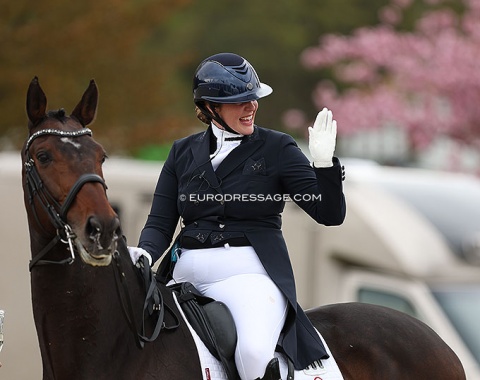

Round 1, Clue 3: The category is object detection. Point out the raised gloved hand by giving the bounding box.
[128,246,153,267]
[308,107,337,168]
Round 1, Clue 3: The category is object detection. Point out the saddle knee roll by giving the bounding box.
[203,301,237,359]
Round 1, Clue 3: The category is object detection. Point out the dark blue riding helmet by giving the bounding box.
[193,53,273,104]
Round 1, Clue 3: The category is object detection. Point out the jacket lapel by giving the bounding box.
[190,128,221,190]
[215,127,265,180]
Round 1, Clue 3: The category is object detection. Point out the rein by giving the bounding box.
[24,127,107,270]
[112,252,180,349]
[25,126,179,348]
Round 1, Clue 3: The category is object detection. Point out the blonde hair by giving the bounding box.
[195,102,220,125]
[195,105,210,125]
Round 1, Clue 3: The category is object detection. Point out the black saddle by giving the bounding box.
[169,282,240,380]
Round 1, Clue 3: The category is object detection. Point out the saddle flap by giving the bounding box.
[170,282,240,379]
[203,301,237,358]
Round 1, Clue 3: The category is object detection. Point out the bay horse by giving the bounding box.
[22,77,466,380]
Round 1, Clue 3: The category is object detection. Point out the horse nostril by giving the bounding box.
[112,217,121,238]
[87,215,121,252]
[87,216,103,245]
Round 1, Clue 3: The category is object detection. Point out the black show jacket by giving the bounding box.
[139,125,346,369]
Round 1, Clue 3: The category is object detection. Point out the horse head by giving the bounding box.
[22,77,121,268]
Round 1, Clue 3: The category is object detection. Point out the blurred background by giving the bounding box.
[2,0,480,173]
[2,0,480,378]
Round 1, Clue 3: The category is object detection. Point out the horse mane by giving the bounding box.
[46,108,67,121]
[28,108,68,129]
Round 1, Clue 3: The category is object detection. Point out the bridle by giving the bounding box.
[24,127,107,270]
[24,126,178,346]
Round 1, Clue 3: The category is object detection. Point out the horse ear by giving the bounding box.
[71,79,98,127]
[26,76,47,129]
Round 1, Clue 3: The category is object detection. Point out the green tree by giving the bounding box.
[1,0,391,156]
[1,0,191,154]
[159,0,390,137]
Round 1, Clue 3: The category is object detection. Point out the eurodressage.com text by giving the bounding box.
[179,193,322,202]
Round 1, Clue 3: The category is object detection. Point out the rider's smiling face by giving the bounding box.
[212,101,258,136]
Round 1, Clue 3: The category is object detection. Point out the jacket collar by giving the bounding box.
[215,127,263,179]
[190,126,264,189]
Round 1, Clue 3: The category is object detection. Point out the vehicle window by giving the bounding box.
[432,285,480,364]
[374,176,480,261]
[358,288,419,318]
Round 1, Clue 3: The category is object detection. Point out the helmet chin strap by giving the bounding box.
[211,109,240,135]
[198,103,241,135]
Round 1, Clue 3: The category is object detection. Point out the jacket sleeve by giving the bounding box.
[138,144,180,264]
[278,134,346,226]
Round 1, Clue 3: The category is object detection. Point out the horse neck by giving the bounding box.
[31,246,146,379]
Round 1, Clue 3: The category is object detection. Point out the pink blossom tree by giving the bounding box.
[298,0,480,154]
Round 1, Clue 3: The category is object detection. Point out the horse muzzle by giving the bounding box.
[76,215,121,266]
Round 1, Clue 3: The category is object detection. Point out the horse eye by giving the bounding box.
[36,151,51,164]
[101,154,107,164]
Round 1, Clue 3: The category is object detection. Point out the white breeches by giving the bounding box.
[171,246,288,380]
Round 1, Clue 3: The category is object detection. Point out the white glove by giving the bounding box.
[127,246,153,267]
[308,107,337,168]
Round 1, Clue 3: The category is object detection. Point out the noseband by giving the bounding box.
[25,128,173,347]
[24,128,107,270]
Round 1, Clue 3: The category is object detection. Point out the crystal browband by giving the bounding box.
[25,128,93,152]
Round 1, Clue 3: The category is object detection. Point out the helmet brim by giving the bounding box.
[200,82,273,104]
